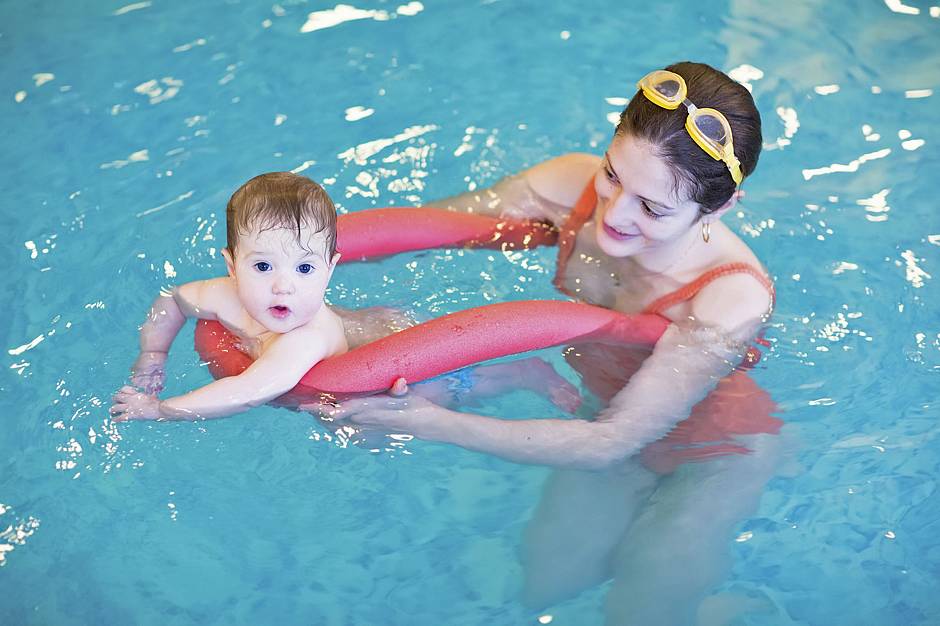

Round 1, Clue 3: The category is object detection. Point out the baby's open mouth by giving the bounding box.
[270,305,291,318]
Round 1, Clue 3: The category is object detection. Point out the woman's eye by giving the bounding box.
[604,164,618,182]
[642,202,664,220]
[297,263,314,274]
[253,261,271,272]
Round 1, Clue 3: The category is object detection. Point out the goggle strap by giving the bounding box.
[725,155,743,186]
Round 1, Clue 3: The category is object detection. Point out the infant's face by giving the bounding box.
[228,223,337,334]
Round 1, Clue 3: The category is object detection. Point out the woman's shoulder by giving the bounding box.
[688,224,774,337]
[523,152,601,208]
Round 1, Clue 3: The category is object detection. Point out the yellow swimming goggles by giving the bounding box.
[636,69,743,186]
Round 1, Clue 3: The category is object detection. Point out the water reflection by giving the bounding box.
[801,148,891,181]
[339,124,438,166]
[112,1,151,16]
[300,2,425,34]
[0,505,41,567]
[884,0,921,16]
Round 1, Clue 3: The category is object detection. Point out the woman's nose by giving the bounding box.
[606,188,639,221]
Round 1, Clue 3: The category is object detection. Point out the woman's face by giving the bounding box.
[593,133,702,258]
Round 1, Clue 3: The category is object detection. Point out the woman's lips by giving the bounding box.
[602,221,640,241]
[269,305,291,319]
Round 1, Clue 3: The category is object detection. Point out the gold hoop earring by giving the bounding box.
[702,221,711,243]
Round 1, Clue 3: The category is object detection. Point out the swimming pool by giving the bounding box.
[2,0,939,624]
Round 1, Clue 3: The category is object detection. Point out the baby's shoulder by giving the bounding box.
[174,277,240,318]
[270,306,347,359]
[315,305,349,355]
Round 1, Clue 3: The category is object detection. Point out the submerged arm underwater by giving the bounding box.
[334,323,749,470]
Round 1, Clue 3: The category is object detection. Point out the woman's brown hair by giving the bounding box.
[617,61,762,213]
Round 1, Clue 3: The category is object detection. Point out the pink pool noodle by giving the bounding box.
[335,207,558,260]
[194,208,670,402]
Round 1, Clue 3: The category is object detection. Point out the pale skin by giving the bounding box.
[332,133,773,470]
[110,223,347,421]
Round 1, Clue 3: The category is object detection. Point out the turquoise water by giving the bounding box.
[2,1,939,624]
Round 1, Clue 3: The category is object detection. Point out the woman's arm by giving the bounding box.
[432,153,600,224]
[338,323,748,470]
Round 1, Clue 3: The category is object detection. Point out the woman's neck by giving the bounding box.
[630,225,707,279]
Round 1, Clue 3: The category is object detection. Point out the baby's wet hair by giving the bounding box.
[225,172,337,258]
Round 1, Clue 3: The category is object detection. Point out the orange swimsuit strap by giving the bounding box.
[643,262,776,316]
[553,181,600,295]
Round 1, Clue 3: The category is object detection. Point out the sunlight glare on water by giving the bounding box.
[2,1,939,624]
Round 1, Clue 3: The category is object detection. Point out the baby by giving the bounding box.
[110,172,347,421]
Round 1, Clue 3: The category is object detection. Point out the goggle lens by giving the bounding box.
[692,113,727,145]
[654,79,682,100]
[636,69,743,185]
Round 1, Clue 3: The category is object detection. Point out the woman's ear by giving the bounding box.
[221,247,236,278]
[704,189,742,223]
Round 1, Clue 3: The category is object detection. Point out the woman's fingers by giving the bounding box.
[109,401,130,420]
[131,374,163,395]
[320,397,370,422]
[390,377,409,397]
[112,387,139,403]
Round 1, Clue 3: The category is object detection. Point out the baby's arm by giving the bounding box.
[129,290,186,393]
[128,279,232,393]
[113,327,335,421]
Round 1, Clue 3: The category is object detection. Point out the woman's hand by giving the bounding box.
[110,385,162,421]
[328,378,449,438]
[131,351,167,394]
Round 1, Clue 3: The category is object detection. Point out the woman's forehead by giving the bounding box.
[608,134,690,206]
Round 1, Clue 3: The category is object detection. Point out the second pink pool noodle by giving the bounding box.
[335,207,558,260]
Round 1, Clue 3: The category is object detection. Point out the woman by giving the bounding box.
[337,61,784,622]
[338,61,778,467]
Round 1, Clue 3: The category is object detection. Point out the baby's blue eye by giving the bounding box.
[297,263,314,274]
[254,261,271,272]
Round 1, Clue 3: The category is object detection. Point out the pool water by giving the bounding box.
[2,1,939,624]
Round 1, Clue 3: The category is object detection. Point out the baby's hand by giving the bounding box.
[131,351,167,394]
[548,380,582,414]
[518,358,582,413]
[110,385,162,422]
